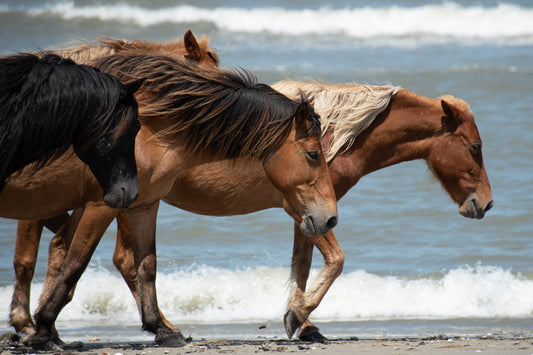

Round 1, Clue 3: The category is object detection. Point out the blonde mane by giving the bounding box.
[273,80,400,162]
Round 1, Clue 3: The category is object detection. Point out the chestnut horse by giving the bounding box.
[0,52,142,205]
[11,81,493,343]
[8,54,337,350]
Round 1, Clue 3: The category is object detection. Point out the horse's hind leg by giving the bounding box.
[126,202,188,347]
[284,224,344,342]
[10,220,45,336]
[10,214,70,338]
[113,211,181,332]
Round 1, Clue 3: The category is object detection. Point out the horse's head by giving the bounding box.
[183,30,219,68]
[76,78,144,209]
[263,96,338,236]
[427,96,493,219]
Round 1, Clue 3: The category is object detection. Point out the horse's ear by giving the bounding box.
[184,29,202,62]
[294,91,311,139]
[123,78,145,97]
[441,99,461,133]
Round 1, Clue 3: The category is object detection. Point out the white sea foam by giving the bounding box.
[2,2,533,44]
[0,264,531,328]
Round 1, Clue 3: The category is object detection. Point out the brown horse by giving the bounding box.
[11,81,493,343]
[6,54,337,350]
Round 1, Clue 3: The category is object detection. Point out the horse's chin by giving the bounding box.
[299,218,317,236]
[458,192,493,219]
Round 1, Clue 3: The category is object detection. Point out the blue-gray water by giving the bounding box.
[0,0,532,343]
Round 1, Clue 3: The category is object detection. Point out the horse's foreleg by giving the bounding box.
[35,209,84,348]
[10,220,45,336]
[284,227,344,342]
[113,211,180,332]
[284,222,313,339]
[287,221,329,343]
[127,202,188,347]
[28,203,116,350]
[113,211,139,306]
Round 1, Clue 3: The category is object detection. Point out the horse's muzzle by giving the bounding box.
[300,213,338,236]
[103,178,139,209]
[459,192,493,219]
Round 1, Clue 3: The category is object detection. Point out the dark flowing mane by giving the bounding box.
[0,52,133,190]
[92,54,319,160]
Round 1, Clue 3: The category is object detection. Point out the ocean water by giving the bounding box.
[0,0,532,343]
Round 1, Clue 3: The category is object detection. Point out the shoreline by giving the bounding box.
[2,334,532,354]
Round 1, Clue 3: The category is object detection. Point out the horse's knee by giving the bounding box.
[326,250,344,278]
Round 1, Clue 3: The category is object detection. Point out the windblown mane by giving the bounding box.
[92,54,318,160]
[0,52,132,191]
[273,80,400,162]
[52,35,219,67]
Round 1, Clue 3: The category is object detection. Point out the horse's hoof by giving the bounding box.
[50,335,66,347]
[0,332,20,345]
[155,329,188,347]
[298,326,328,343]
[26,337,63,351]
[283,309,303,339]
[64,340,84,349]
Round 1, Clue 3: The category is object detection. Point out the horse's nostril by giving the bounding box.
[326,215,338,229]
[485,200,494,212]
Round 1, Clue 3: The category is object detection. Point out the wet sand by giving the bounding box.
[2,335,532,354]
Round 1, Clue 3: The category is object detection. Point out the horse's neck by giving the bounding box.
[327,89,443,199]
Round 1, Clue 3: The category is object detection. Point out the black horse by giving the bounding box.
[0,53,144,207]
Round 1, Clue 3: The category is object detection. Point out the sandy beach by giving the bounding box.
[1,335,533,355]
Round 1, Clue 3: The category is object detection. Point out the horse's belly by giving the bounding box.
[0,189,83,220]
[0,158,92,220]
[163,162,282,216]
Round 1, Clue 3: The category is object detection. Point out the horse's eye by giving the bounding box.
[306,151,319,161]
[469,143,481,153]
